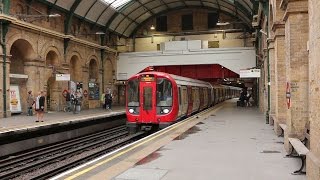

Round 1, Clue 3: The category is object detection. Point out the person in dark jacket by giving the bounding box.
[35,91,45,122]
[239,88,247,107]
[65,90,71,112]
[105,90,113,110]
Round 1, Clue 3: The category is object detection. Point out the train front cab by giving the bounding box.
[126,74,178,133]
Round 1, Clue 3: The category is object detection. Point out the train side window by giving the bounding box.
[156,78,172,106]
[182,87,187,102]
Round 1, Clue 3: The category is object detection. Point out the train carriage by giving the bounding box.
[126,71,241,133]
[126,72,213,133]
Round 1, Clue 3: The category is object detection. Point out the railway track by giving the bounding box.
[0,125,145,180]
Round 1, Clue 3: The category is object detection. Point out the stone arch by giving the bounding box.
[70,54,82,82]
[9,38,38,114]
[40,43,63,62]
[104,58,114,85]
[88,58,99,81]
[7,34,38,58]
[45,50,61,111]
[45,50,60,67]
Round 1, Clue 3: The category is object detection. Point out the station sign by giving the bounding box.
[9,74,28,79]
[240,69,261,78]
[56,74,70,81]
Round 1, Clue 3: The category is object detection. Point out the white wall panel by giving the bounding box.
[117,47,256,80]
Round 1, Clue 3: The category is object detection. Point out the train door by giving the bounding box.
[181,86,188,116]
[199,88,204,110]
[177,86,182,117]
[139,76,157,124]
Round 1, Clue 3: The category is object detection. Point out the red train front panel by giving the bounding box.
[126,72,179,130]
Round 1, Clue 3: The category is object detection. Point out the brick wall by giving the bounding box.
[307,0,320,179]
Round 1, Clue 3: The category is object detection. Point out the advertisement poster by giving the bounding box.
[9,85,22,113]
[88,82,99,100]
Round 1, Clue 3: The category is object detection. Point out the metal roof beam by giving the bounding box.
[64,0,82,34]
[105,1,139,29]
[159,0,170,9]
[79,0,98,31]
[95,0,117,32]
[135,0,154,15]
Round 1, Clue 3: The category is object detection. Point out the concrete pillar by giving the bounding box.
[282,0,309,152]
[307,0,320,179]
[273,23,286,135]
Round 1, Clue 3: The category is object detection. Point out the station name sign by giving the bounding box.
[240,69,261,78]
[56,74,70,81]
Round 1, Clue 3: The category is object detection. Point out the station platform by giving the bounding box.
[0,106,125,132]
[57,99,306,180]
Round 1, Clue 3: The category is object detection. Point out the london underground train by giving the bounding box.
[126,71,240,133]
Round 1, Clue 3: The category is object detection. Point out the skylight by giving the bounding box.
[101,0,132,9]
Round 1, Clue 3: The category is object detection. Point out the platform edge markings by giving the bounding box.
[55,104,225,180]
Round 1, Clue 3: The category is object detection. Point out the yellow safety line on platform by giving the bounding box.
[65,105,224,180]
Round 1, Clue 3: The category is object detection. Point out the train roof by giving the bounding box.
[169,74,212,88]
[130,71,212,88]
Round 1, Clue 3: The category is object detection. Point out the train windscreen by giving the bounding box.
[156,78,172,107]
[127,79,139,106]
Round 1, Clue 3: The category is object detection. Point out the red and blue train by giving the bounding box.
[126,71,240,133]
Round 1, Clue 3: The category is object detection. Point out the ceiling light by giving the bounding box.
[48,13,61,18]
[95,32,105,35]
[150,25,155,30]
[216,22,230,26]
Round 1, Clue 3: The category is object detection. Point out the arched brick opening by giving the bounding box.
[45,50,60,111]
[70,55,82,82]
[89,59,98,81]
[9,39,37,114]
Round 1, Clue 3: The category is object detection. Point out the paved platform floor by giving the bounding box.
[115,100,305,180]
[0,106,125,130]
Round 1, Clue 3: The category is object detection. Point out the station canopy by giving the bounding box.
[43,0,254,37]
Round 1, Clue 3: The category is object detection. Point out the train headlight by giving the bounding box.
[162,109,169,114]
[129,109,135,113]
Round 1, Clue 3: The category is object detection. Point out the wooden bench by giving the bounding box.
[279,123,287,137]
[286,124,310,175]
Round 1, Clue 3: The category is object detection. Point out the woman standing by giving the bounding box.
[35,91,45,122]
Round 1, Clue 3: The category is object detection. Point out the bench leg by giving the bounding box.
[292,156,306,175]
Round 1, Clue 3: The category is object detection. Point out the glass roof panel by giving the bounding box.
[102,0,132,9]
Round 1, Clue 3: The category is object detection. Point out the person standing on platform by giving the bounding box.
[35,91,45,122]
[105,90,113,111]
[65,89,71,112]
[70,91,76,114]
[101,91,106,109]
[27,90,34,116]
